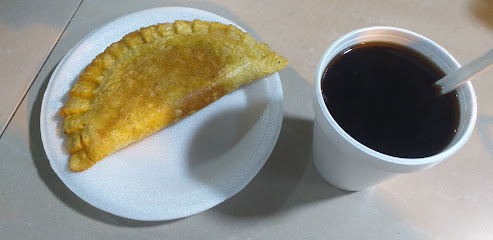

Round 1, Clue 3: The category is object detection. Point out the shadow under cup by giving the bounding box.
[312,26,477,191]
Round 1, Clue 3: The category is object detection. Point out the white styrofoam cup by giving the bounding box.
[312,26,477,191]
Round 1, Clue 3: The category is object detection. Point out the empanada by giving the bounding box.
[59,20,288,172]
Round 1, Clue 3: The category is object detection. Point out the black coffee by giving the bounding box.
[321,42,460,158]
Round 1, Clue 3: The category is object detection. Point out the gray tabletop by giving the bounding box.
[1,0,493,239]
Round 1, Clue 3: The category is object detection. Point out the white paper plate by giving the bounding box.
[40,7,283,221]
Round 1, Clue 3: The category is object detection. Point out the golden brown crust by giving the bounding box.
[60,20,288,172]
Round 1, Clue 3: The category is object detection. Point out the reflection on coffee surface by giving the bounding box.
[321,42,460,158]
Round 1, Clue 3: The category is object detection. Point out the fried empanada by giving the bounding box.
[59,20,288,172]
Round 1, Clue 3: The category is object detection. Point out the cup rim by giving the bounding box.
[314,26,477,167]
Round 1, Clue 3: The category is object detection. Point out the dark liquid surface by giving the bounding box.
[321,42,460,158]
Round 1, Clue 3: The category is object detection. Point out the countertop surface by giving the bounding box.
[1,0,493,239]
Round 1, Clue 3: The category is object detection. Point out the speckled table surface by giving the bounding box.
[1,0,493,239]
